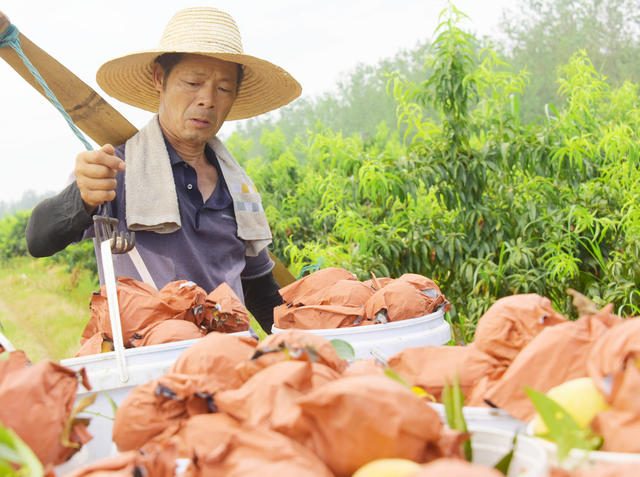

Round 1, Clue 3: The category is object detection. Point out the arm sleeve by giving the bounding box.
[25,181,93,257]
[242,270,283,333]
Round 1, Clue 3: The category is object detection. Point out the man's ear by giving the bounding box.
[152,63,164,93]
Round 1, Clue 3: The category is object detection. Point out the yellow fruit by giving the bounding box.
[352,458,421,477]
[532,377,609,435]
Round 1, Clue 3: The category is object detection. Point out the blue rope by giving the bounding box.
[296,258,325,279]
[0,23,93,150]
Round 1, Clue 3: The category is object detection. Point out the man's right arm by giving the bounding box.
[25,144,125,257]
[25,181,93,257]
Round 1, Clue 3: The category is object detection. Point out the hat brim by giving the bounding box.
[96,50,301,120]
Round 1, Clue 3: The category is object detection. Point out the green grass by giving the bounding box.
[0,256,98,362]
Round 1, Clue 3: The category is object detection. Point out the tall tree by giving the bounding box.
[498,0,640,122]
[230,40,432,159]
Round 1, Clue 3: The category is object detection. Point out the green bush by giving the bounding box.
[0,209,97,279]
[230,5,640,342]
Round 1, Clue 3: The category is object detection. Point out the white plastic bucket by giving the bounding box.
[271,309,451,360]
[529,433,640,471]
[429,403,527,434]
[471,427,548,477]
[55,332,250,475]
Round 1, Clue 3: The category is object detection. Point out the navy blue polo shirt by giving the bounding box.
[86,139,273,300]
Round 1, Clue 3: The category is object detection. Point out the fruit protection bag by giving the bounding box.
[482,304,621,421]
[277,375,455,477]
[168,332,256,390]
[274,303,365,329]
[215,360,339,431]
[166,414,335,477]
[202,282,250,333]
[466,294,567,406]
[587,316,640,452]
[388,345,478,401]
[114,333,259,452]
[129,319,205,347]
[82,278,207,344]
[0,360,92,468]
[235,330,347,381]
[278,267,357,305]
[112,373,208,452]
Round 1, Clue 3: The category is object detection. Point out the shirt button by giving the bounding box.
[187,184,193,190]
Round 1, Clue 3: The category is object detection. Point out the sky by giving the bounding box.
[0,0,513,203]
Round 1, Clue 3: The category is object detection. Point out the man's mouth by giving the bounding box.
[190,118,211,127]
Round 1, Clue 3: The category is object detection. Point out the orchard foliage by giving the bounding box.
[0,210,96,276]
[229,5,640,341]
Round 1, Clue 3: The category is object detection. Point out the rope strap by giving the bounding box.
[0,23,93,150]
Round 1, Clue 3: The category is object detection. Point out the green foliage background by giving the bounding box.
[229,6,640,341]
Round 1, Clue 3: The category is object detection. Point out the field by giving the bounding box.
[0,257,95,361]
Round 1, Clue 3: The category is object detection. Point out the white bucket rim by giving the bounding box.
[271,308,445,335]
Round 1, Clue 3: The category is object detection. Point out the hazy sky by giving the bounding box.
[0,0,513,202]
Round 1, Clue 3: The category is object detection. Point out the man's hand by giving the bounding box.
[74,144,126,212]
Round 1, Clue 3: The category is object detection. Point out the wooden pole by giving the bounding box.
[0,11,138,146]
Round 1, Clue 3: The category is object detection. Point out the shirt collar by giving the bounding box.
[163,136,222,174]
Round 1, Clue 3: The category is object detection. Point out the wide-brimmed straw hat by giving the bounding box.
[96,7,301,120]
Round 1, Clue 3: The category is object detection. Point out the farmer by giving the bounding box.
[25,7,301,331]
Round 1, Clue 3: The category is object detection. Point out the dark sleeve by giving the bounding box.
[242,271,283,333]
[25,181,94,257]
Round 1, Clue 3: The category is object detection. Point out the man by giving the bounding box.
[25,7,301,331]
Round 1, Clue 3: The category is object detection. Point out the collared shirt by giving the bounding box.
[85,140,273,300]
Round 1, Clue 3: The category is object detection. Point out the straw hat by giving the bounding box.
[96,7,301,120]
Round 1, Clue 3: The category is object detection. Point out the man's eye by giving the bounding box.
[219,87,232,93]
[185,81,200,87]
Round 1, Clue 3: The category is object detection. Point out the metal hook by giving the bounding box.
[92,203,135,254]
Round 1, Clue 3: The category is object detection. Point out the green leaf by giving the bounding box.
[249,316,268,341]
[494,434,517,475]
[329,339,355,361]
[525,387,603,460]
[0,423,43,477]
[442,374,472,461]
[384,367,412,388]
[61,393,97,448]
[103,391,118,417]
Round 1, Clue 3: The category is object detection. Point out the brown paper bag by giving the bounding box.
[82,277,207,344]
[278,267,357,305]
[202,282,250,333]
[216,360,339,431]
[168,332,256,392]
[129,320,205,348]
[274,303,365,329]
[167,413,335,477]
[112,373,206,452]
[278,375,449,477]
[482,306,621,420]
[0,360,92,467]
[236,330,347,381]
[388,345,478,401]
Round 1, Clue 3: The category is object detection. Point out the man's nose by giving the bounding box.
[197,87,217,108]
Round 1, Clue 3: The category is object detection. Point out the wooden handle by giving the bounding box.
[0,11,10,36]
[0,18,138,146]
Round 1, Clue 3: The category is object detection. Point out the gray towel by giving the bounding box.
[125,115,272,256]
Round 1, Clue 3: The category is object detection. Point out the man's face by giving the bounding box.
[153,54,238,145]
